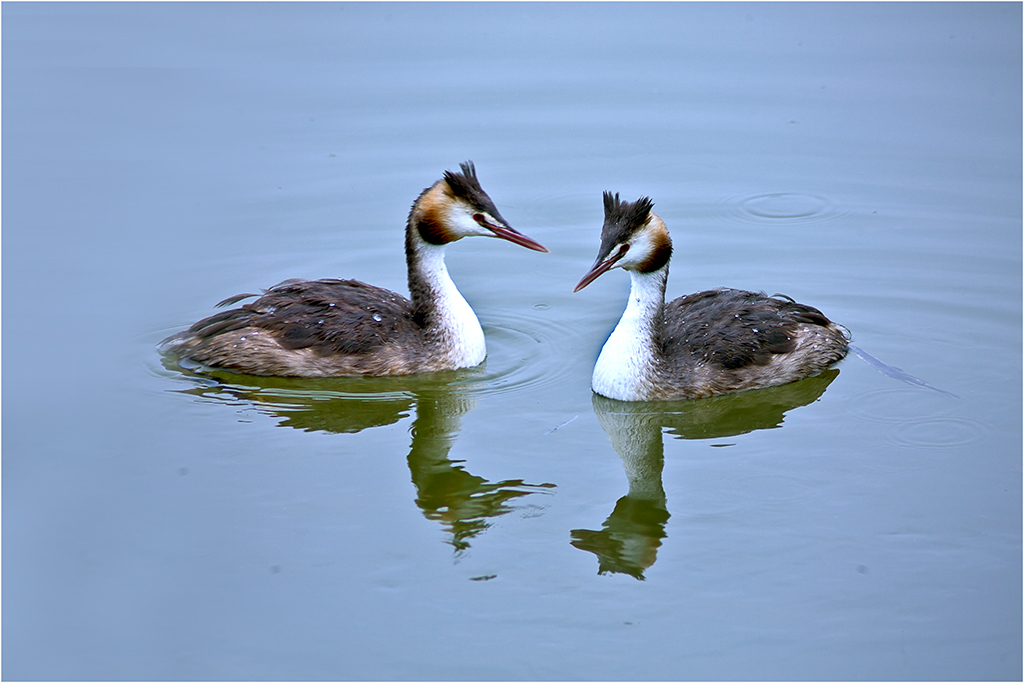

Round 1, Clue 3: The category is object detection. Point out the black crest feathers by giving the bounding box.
[601,192,655,244]
[443,161,485,203]
[441,160,505,224]
[603,192,654,231]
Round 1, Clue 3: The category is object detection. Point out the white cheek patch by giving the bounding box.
[622,232,657,269]
[448,206,491,239]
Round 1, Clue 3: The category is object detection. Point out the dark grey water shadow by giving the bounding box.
[572,370,838,580]
[161,358,555,555]
[849,344,957,397]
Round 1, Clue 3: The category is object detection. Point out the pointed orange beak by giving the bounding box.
[476,214,549,253]
[573,245,628,293]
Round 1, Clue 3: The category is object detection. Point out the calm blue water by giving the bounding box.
[4,3,1021,680]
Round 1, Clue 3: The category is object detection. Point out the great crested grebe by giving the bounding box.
[162,162,548,377]
[574,193,849,401]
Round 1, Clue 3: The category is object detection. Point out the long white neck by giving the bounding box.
[591,267,667,401]
[407,240,486,369]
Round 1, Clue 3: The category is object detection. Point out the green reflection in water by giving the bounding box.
[573,370,839,580]
[162,358,555,555]
[406,391,555,554]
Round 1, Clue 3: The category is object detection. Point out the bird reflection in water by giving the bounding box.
[571,369,839,580]
[163,360,555,555]
[405,391,555,554]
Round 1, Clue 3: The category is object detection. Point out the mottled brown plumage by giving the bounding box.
[575,193,849,401]
[161,162,548,377]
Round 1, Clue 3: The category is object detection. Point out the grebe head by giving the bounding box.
[573,192,672,292]
[411,161,548,252]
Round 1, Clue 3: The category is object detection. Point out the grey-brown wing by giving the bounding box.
[663,288,835,370]
[186,278,417,355]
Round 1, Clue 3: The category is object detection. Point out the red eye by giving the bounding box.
[473,213,485,224]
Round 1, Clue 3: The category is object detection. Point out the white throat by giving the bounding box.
[591,268,667,401]
[413,243,486,368]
